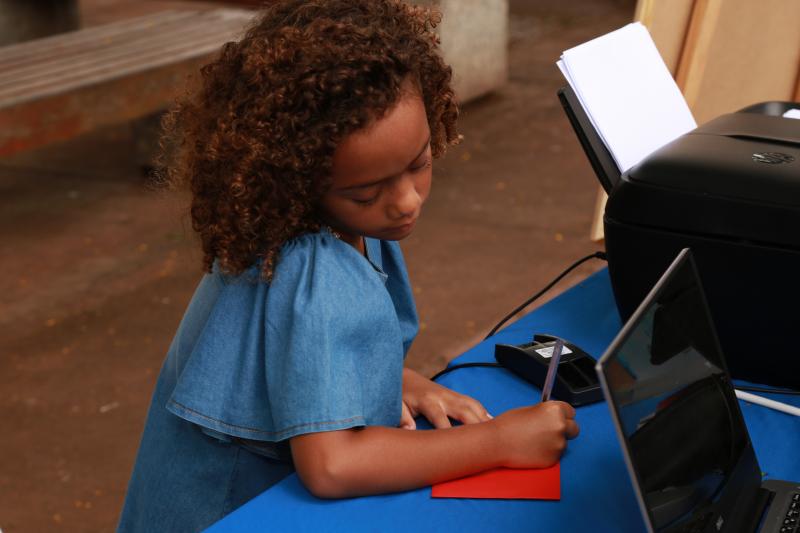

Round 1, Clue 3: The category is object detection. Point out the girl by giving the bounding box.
[118,1,579,531]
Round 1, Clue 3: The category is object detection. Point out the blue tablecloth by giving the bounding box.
[209,269,800,532]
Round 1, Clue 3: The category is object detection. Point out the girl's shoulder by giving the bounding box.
[278,227,350,262]
[271,229,393,289]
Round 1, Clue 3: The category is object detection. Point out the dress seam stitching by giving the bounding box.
[168,399,365,437]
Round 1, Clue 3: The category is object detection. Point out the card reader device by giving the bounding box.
[494,334,603,406]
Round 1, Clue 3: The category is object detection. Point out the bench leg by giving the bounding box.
[131,111,167,177]
[0,0,80,46]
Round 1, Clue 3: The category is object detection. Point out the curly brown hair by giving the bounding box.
[160,0,460,280]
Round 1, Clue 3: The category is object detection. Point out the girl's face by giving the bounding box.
[320,86,432,249]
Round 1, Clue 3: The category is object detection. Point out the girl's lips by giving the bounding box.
[388,218,417,233]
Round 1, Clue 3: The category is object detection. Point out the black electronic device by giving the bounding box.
[559,84,800,388]
[596,248,800,533]
[494,334,603,406]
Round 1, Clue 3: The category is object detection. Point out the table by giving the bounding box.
[209,269,800,532]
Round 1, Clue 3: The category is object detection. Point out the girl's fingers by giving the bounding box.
[456,402,491,424]
[453,408,481,425]
[438,397,491,426]
[405,388,491,428]
[432,394,492,426]
[467,399,493,422]
[565,419,580,439]
[399,401,416,430]
[553,400,576,419]
[421,403,452,429]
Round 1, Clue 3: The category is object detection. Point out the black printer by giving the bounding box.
[559,86,800,388]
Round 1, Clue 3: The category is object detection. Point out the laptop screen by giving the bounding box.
[597,249,756,532]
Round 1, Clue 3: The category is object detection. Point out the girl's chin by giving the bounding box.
[382,219,417,239]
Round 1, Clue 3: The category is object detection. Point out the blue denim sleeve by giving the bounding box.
[166,231,406,443]
[264,233,405,440]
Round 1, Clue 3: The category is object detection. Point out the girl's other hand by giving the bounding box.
[400,368,492,430]
[492,401,580,469]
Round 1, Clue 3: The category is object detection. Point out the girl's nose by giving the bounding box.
[387,175,421,220]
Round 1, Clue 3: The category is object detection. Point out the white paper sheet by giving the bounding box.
[783,108,800,120]
[558,23,697,173]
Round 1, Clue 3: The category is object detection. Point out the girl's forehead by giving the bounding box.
[330,91,430,189]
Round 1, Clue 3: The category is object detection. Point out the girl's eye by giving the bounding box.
[410,158,432,172]
[352,195,379,207]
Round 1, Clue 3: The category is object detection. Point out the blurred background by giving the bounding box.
[4,0,796,530]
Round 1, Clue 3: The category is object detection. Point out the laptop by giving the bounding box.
[596,248,799,533]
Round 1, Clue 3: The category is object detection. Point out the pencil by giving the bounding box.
[541,339,564,402]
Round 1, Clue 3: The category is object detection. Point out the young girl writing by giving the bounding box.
[119,1,579,530]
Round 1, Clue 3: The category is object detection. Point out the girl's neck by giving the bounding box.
[337,231,366,255]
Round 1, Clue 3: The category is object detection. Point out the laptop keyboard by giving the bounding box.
[781,493,800,533]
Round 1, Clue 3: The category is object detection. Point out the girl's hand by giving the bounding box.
[492,401,580,468]
[399,368,492,430]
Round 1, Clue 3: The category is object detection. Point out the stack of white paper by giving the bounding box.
[557,23,697,173]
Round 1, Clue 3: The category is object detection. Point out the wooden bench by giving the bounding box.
[0,8,254,157]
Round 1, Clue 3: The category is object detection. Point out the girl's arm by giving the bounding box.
[289,401,578,498]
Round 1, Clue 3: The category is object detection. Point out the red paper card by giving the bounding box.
[431,463,560,500]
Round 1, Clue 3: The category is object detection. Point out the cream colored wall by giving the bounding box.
[413,0,509,103]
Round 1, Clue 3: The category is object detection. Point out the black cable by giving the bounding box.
[431,251,800,398]
[484,251,607,340]
[734,385,800,396]
[431,362,503,382]
[432,367,799,394]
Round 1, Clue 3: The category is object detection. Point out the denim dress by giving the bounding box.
[118,229,418,532]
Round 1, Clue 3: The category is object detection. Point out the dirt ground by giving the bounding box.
[0,0,632,530]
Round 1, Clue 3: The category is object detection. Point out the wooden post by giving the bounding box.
[0,0,80,46]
